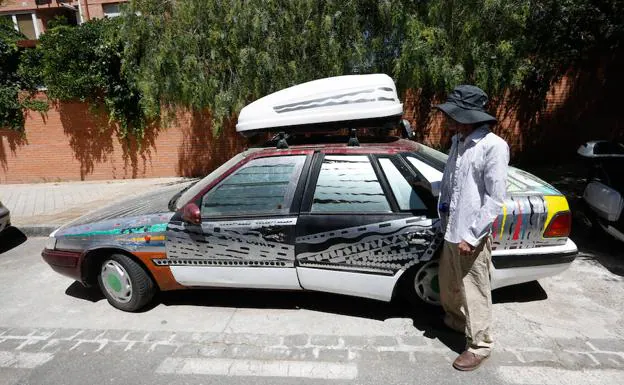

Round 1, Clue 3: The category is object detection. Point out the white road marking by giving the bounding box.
[0,351,54,369]
[156,358,358,380]
[498,366,623,385]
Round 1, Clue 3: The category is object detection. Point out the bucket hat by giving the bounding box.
[434,85,497,125]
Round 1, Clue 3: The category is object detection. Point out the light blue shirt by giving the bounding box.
[439,125,510,246]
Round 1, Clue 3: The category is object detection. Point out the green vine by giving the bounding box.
[24,17,149,139]
[0,18,48,131]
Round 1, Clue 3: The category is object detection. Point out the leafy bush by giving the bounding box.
[0,18,47,131]
[28,17,148,138]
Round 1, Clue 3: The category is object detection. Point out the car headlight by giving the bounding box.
[45,237,57,250]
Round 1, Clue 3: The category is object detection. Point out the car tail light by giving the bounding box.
[544,211,572,238]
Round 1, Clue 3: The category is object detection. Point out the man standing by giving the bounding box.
[434,85,509,371]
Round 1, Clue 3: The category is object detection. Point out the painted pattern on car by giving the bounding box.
[296,217,442,275]
[160,218,298,267]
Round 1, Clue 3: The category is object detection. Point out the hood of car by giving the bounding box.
[54,182,190,237]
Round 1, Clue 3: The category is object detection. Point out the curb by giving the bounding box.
[16,225,59,238]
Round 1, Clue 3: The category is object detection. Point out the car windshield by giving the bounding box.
[415,143,448,171]
[173,148,263,210]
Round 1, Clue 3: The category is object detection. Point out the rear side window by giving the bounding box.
[311,155,391,213]
[378,158,427,211]
[201,155,306,217]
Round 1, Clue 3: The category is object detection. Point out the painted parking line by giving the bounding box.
[497,366,624,385]
[156,357,358,380]
[0,351,54,369]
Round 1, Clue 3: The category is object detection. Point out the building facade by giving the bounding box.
[0,0,126,43]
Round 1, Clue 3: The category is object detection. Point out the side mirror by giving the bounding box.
[182,203,201,225]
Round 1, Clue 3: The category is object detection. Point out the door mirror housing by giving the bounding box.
[182,203,201,225]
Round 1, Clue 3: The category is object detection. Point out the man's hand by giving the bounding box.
[458,240,475,256]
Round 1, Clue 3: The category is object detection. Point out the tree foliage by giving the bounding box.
[0,18,47,131]
[29,17,148,138]
[395,0,531,98]
[5,0,622,137]
[123,0,371,132]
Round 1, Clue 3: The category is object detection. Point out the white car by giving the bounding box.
[42,74,578,312]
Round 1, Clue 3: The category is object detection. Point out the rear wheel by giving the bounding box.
[97,254,155,312]
[402,260,441,307]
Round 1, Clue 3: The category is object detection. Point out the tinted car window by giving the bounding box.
[201,155,306,216]
[311,155,391,213]
[379,158,427,211]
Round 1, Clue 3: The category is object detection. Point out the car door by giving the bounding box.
[295,152,441,301]
[165,153,311,290]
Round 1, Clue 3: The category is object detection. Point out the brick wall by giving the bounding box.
[402,76,574,155]
[0,99,247,184]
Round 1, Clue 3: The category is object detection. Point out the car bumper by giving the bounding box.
[491,239,578,269]
[41,248,85,283]
[491,239,578,289]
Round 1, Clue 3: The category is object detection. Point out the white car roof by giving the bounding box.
[236,74,403,134]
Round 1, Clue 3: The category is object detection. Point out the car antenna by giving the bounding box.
[347,128,360,147]
[276,132,289,149]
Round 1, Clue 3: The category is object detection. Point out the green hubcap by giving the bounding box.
[101,260,133,303]
[431,275,440,294]
[107,274,122,292]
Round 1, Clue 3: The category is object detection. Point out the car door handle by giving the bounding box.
[405,231,427,245]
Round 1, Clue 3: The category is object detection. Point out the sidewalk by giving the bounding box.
[0,177,193,237]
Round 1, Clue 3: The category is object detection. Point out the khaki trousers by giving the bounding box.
[439,237,493,357]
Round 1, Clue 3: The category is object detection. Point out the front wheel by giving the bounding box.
[402,260,441,307]
[97,254,156,312]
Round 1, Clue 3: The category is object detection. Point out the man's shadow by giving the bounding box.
[64,278,546,354]
[408,281,548,353]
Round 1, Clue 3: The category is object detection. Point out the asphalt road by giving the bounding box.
[0,236,623,385]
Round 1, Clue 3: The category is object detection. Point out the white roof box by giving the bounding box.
[236,74,403,135]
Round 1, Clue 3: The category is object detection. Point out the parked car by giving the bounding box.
[42,74,577,311]
[0,200,10,234]
[577,140,624,243]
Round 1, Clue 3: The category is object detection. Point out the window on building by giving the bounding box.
[16,14,37,40]
[1,13,39,40]
[102,3,122,18]
[311,155,391,213]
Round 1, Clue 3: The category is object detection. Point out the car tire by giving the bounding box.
[402,260,441,308]
[97,254,156,312]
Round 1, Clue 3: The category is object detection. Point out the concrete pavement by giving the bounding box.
[0,177,193,236]
[1,238,623,384]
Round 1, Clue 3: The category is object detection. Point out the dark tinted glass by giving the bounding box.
[311,155,391,213]
[201,156,306,216]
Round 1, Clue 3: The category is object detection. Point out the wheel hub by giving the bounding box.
[101,260,133,304]
[413,260,441,306]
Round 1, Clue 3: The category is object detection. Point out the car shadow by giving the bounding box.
[492,281,548,304]
[64,279,549,354]
[571,229,624,277]
[0,226,27,254]
[65,281,105,302]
